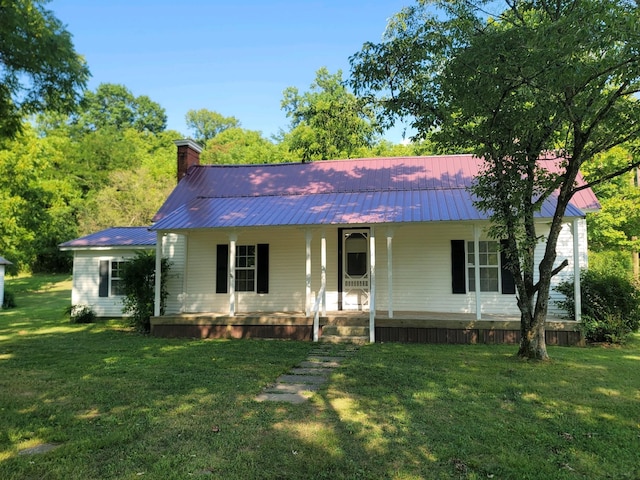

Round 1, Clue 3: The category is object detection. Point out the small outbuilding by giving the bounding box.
[0,256,12,308]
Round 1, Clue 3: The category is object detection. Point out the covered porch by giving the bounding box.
[150,310,583,346]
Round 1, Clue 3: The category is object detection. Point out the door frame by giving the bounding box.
[337,227,371,311]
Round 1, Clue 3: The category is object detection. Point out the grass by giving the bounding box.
[0,274,639,479]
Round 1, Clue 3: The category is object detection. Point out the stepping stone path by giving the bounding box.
[255,344,359,404]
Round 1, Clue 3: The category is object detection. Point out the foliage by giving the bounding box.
[555,269,640,343]
[0,0,89,140]
[120,251,170,333]
[201,127,290,164]
[350,0,640,359]
[66,304,96,324]
[582,147,640,252]
[2,289,16,309]
[0,126,81,273]
[185,109,240,143]
[2,274,640,479]
[281,67,379,161]
[75,83,167,134]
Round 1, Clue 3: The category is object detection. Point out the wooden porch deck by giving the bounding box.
[150,311,582,346]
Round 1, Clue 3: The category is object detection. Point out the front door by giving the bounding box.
[342,229,370,310]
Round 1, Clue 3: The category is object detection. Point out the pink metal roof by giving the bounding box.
[59,227,156,250]
[151,155,599,230]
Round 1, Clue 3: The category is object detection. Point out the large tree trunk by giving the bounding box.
[518,312,549,359]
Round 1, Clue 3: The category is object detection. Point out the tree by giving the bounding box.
[121,251,170,333]
[0,0,89,139]
[281,67,379,161]
[201,127,290,165]
[185,109,240,143]
[76,83,167,134]
[351,0,640,359]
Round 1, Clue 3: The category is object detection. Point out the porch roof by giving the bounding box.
[151,155,599,230]
[59,227,156,250]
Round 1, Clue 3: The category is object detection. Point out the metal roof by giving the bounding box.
[151,155,600,231]
[59,227,156,250]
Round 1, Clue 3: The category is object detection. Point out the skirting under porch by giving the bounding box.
[150,311,583,346]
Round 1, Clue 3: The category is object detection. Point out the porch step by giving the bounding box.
[320,335,369,345]
[322,325,369,337]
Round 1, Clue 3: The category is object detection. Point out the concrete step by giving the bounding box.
[320,335,369,345]
[322,316,369,327]
[322,325,369,336]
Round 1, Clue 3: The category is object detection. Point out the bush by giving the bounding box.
[2,289,16,309]
[120,251,170,333]
[66,305,96,324]
[555,269,640,343]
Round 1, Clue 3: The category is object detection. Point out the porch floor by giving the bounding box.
[151,310,575,330]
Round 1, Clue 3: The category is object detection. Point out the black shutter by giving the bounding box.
[99,260,109,297]
[451,240,466,294]
[216,244,228,294]
[500,240,516,294]
[256,243,269,294]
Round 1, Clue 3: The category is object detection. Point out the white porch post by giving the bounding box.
[572,220,582,322]
[474,225,481,321]
[305,230,312,317]
[321,231,326,316]
[154,232,162,317]
[386,228,394,319]
[369,226,376,343]
[229,233,237,316]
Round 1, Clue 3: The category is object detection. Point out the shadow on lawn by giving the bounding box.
[1,309,640,479]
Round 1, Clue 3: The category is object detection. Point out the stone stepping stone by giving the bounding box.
[289,367,331,375]
[276,374,327,384]
[299,360,341,368]
[306,356,345,363]
[255,392,309,404]
[264,383,320,393]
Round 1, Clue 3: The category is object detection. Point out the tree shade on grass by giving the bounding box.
[0,275,639,479]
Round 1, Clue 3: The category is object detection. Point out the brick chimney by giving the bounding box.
[175,139,203,183]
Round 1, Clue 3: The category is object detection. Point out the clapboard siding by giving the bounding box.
[162,233,186,314]
[166,220,587,318]
[71,250,142,317]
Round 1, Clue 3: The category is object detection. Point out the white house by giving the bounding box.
[144,140,599,345]
[59,227,156,317]
[0,256,12,308]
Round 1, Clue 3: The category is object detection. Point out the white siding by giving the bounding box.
[161,233,186,314]
[163,220,589,318]
[71,249,147,317]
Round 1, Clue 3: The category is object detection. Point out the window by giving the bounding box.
[235,245,256,292]
[99,259,126,297]
[216,243,269,294]
[110,261,126,296]
[467,241,499,292]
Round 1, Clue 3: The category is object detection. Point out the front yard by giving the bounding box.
[0,275,638,479]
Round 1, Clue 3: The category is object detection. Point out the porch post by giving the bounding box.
[229,233,237,317]
[154,232,162,317]
[572,220,582,322]
[386,228,394,319]
[369,226,376,343]
[321,231,326,316]
[473,225,481,321]
[305,230,312,317]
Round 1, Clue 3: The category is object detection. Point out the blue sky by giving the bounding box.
[49,0,414,142]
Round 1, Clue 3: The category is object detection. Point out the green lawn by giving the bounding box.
[1,275,639,479]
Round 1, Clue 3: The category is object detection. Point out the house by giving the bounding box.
[59,227,156,317]
[146,139,599,345]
